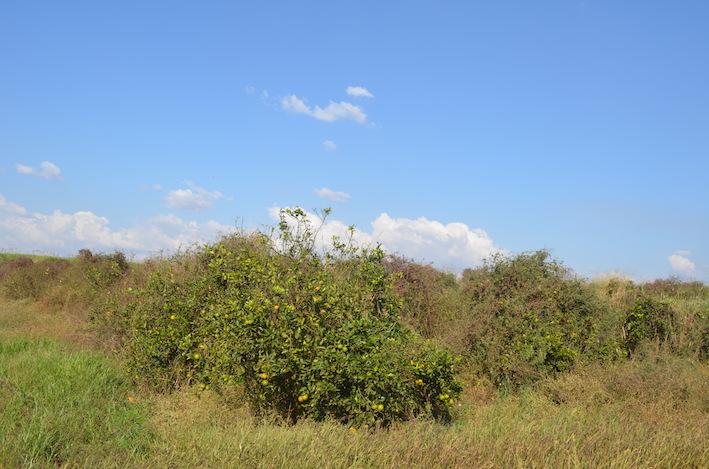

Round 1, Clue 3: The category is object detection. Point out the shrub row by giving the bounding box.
[1,210,706,421]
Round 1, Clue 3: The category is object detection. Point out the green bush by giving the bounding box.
[120,208,462,426]
[461,251,623,388]
[623,297,676,354]
[78,249,130,288]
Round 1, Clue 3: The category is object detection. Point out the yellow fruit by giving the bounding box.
[415,379,424,386]
[259,373,269,380]
[274,304,280,311]
[298,394,309,402]
[169,314,177,320]
[127,395,137,404]
[261,380,269,386]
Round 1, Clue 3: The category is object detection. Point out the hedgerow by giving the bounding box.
[1,212,706,420]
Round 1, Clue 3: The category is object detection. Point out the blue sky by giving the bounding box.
[1,1,707,280]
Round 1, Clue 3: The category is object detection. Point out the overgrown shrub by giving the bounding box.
[623,297,677,355]
[0,256,34,281]
[461,251,623,388]
[119,208,462,426]
[1,258,71,300]
[78,249,130,289]
[384,256,460,338]
[642,278,707,300]
[592,277,708,359]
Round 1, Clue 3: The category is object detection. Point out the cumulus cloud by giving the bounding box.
[281,95,367,124]
[322,139,337,151]
[668,251,696,275]
[165,183,223,211]
[15,161,62,180]
[0,194,28,215]
[371,214,501,272]
[345,86,374,98]
[268,207,502,272]
[315,188,351,203]
[0,194,236,258]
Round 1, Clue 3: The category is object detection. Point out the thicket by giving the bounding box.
[384,256,460,338]
[458,251,624,388]
[1,257,71,300]
[0,210,706,424]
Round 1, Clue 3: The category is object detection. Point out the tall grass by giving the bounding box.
[0,338,151,468]
[142,355,708,468]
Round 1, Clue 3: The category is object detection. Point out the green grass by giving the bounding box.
[0,338,151,468]
[0,252,65,263]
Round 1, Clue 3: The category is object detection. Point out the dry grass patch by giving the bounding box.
[141,356,708,468]
[0,299,94,348]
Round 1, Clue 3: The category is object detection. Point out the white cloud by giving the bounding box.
[322,140,337,151]
[345,86,374,98]
[268,207,502,272]
[15,161,62,180]
[0,193,236,258]
[165,183,223,211]
[370,214,501,272]
[312,102,367,123]
[15,164,33,175]
[281,95,311,114]
[315,188,351,203]
[0,194,28,215]
[281,94,367,124]
[668,251,696,276]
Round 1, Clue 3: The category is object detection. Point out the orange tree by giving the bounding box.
[123,208,461,427]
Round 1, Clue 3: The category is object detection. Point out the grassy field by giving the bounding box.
[1,298,707,468]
